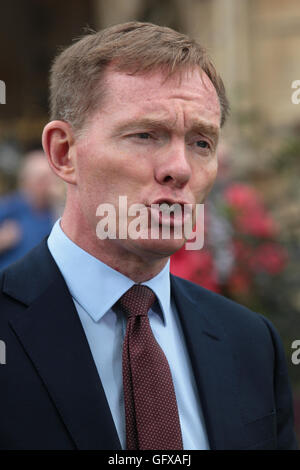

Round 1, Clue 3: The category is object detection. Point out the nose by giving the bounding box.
[154,140,192,189]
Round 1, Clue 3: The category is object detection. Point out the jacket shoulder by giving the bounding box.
[0,238,60,308]
[170,274,276,343]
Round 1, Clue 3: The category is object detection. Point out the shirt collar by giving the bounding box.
[47,219,170,324]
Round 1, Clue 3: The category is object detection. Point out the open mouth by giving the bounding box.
[146,200,193,228]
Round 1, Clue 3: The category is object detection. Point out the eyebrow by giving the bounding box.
[113,117,220,142]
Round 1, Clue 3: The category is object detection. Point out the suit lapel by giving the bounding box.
[4,241,121,450]
[171,275,243,450]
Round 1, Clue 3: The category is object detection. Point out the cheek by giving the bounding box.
[75,148,114,190]
[75,150,150,207]
[74,136,154,202]
[192,160,218,196]
[207,160,218,186]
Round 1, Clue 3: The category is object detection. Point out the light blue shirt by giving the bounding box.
[47,220,210,450]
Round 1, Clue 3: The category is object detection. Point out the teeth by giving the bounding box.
[159,202,171,209]
[151,201,183,210]
[159,202,180,214]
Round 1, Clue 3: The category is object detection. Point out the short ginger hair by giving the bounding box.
[49,21,229,132]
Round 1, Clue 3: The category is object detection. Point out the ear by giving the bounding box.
[42,120,77,185]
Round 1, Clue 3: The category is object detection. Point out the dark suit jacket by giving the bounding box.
[0,240,298,450]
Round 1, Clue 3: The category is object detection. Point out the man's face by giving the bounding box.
[72,66,221,259]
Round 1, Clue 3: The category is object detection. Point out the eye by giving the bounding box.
[135,132,152,139]
[196,140,210,149]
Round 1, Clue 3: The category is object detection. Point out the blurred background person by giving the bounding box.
[0,150,63,270]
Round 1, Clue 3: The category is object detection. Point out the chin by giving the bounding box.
[130,237,186,258]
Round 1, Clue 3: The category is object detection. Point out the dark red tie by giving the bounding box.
[119,284,183,450]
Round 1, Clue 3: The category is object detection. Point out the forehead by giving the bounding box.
[100,67,221,128]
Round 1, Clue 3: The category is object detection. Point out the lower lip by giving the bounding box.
[147,206,192,228]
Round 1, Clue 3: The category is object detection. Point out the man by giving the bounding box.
[0,150,60,270]
[0,22,298,450]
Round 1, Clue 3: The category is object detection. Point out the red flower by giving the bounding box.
[251,242,288,275]
[235,211,277,238]
[171,183,287,297]
[170,246,220,292]
[224,184,262,212]
[224,184,278,238]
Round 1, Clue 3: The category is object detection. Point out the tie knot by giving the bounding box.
[119,285,156,318]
